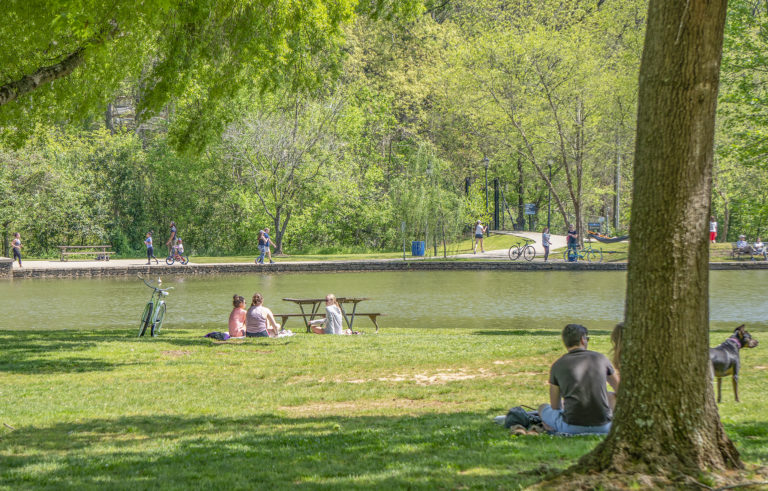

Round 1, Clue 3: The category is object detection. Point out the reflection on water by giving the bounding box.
[0,271,765,332]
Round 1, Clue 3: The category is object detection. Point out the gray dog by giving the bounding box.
[709,325,759,403]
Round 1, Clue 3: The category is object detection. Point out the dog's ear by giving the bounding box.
[736,324,746,333]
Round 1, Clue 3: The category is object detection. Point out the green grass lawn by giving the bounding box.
[1,327,766,489]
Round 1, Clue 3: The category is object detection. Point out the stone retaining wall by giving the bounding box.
[8,259,768,279]
[0,257,11,278]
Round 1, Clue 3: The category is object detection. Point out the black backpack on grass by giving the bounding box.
[504,406,542,429]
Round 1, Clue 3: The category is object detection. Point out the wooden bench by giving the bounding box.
[731,245,755,261]
[274,313,383,333]
[58,245,115,262]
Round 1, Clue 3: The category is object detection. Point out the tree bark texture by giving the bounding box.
[581,0,741,475]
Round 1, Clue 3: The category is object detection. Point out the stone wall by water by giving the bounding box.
[0,258,11,278]
[7,260,768,279]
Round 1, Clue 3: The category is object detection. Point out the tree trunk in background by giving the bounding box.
[715,187,730,242]
[580,0,741,479]
[516,153,524,230]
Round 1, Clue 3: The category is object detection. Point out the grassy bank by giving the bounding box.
[1,327,766,489]
[21,235,526,263]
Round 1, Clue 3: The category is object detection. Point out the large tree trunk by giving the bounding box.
[579,0,741,480]
[516,153,525,230]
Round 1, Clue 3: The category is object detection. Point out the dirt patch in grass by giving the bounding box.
[345,368,502,385]
[161,350,192,358]
[279,398,463,415]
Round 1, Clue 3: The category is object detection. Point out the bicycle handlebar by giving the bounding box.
[137,275,173,293]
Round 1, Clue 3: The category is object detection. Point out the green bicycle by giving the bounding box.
[563,244,603,263]
[138,275,173,337]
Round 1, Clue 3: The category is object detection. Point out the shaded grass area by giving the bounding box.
[1,327,766,489]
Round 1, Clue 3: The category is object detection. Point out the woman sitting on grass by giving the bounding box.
[245,293,281,338]
[309,294,343,335]
[228,295,247,338]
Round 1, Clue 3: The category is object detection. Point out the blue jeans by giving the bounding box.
[246,330,269,338]
[539,405,611,435]
[257,245,266,264]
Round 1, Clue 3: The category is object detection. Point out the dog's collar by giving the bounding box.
[727,337,742,349]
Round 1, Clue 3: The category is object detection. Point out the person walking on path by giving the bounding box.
[11,232,22,267]
[709,216,717,243]
[542,227,551,262]
[165,221,177,254]
[473,220,488,254]
[255,229,276,264]
[144,231,159,265]
[263,228,276,263]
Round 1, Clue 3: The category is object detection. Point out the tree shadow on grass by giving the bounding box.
[0,413,600,489]
[725,421,768,463]
[472,329,612,337]
[0,330,132,374]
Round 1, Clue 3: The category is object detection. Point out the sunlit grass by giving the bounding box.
[1,326,766,489]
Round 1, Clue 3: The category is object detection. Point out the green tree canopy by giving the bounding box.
[0,0,424,145]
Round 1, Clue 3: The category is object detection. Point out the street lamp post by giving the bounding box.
[547,160,552,230]
[483,156,489,218]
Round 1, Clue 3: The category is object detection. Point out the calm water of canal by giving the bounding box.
[0,270,765,332]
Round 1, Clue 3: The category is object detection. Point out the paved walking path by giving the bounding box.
[452,230,567,261]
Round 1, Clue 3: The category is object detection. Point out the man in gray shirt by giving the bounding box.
[538,324,620,434]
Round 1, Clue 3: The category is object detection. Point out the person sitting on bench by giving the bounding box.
[309,294,343,335]
[736,235,754,256]
[538,324,619,435]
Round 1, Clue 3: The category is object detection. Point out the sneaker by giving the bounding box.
[269,260,275,264]
[146,262,151,265]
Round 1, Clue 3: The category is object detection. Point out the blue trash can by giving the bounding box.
[411,241,425,256]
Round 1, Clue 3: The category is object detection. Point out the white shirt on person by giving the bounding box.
[324,305,343,334]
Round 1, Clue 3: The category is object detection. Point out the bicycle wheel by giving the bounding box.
[139,302,153,337]
[165,256,174,265]
[584,250,596,262]
[151,302,166,337]
[523,245,536,261]
[508,246,521,261]
[180,255,189,265]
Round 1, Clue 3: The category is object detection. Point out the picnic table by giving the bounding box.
[280,297,382,333]
[58,245,115,262]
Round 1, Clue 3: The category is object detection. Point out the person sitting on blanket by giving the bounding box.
[309,294,343,335]
[245,293,281,338]
[538,324,619,435]
[228,295,247,338]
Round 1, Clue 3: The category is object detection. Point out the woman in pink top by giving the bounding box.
[245,293,281,338]
[228,295,247,338]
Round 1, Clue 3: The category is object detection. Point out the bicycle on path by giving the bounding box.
[563,244,603,263]
[138,275,173,337]
[166,249,189,265]
[508,239,536,262]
